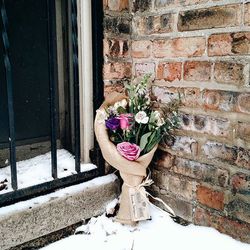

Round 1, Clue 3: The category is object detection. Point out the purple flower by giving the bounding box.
[105,117,120,131]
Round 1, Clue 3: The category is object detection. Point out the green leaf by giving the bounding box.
[139,132,152,151]
[117,106,126,114]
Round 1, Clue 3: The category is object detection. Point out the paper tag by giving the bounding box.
[129,187,151,222]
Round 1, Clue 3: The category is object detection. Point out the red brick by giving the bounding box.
[103,39,129,58]
[131,40,151,58]
[135,62,155,77]
[178,5,240,32]
[106,0,129,11]
[153,37,205,58]
[197,185,224,210]
[214,62,245,85]
[237,93,250,114]
[208,32,250,56]
[245,2,250,26]
[184,61,211,81]
[156,62,182,81]
[237,122,250,141]
[231,172,250,194]
[133,14,174,35]
[103,62,131,80]
[104,82,125,97]
[194,207,250,243]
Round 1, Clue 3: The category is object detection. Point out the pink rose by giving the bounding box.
[117,142,141,161]
[118,114,133,130]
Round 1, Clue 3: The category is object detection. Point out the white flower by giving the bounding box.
[114,99,127,110]
[135,111,149,124]
[153,111,165,127]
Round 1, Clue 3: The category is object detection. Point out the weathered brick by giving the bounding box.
[178,5,241,31]
[183,88,202,107]
[168,175,194,200]
[106,0,129,11]
[151,191,193,222]
[133,14,174,35]
[153,37,206,58]
[214,62,245,85]
[226,199,250,224]
[203,141,250,170]
[104,39,129,58]
[156,62,182,82]
[135,62,155,76]
[169,136,198,156]
[202,141,238,164]
[151,169,170,190]
[180,113,231,138]
[174,157,229,187]
[231,172,250,194]
[154,150,175,169]
[208,32,250,56]
[197,185,224,210]
[104,16,131,35]
[131,40,151,58]
[103,0,108,9]
[194,207,250,243]
[152,86,202,108]
[104,82,125,97]
[237,122,250,141]
[184,61,211,81]
[237,93,250,114]
[202,90,236,112]
[132,0,151,12]
[103,62,132,80]
[245,2,250,26]
[155,0,208,8]
[235,148,250,170]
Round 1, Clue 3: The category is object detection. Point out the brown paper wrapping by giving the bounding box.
[94,108,157,225]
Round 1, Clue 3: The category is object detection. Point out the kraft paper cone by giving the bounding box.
[94,108,157,225]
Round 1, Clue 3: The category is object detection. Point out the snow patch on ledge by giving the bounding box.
[0,174,118,218]
[0,149,97,194]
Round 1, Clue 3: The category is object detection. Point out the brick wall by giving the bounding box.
[103,0,250,243]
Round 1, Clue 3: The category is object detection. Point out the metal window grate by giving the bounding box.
[0,0,102,207]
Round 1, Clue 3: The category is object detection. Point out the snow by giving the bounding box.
[0,174,117,218]
[40,202,250,250]
[0,149,97,194]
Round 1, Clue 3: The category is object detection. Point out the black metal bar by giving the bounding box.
[91,0,105,175]
[1,0,17,190]
[0,168,99,207]
[71,0,81,173]
[47,0,58,179]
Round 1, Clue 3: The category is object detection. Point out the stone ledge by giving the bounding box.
[0,174,120,250]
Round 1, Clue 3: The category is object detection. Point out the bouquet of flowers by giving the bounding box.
[100,75,180,162]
